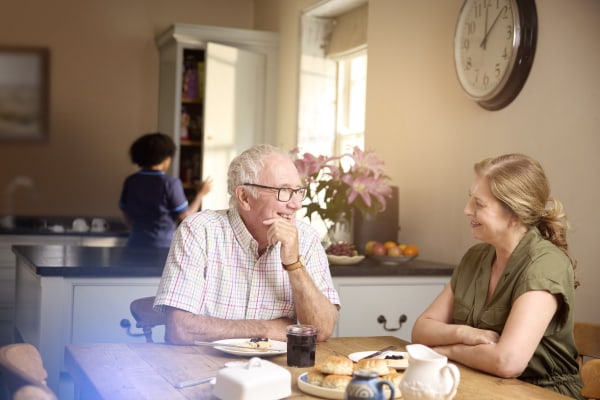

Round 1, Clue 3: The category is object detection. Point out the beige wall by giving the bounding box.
[0,0,259,217]
[275,0,600,324]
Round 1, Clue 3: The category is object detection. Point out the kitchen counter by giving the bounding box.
[12,244,452,278]
[12,245,168,277]
[330,256,453,277]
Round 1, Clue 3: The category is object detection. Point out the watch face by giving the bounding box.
[454,0,519,101]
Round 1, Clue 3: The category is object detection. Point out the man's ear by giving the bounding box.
[235,186,252,210]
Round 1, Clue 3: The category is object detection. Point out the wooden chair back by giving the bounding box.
[580,359,600,400]
[575,322,600,366]
[574,322,600,399]
[0,343,57,400]
[130,296,166,343]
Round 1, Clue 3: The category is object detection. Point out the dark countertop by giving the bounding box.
[12,245,167,277]
[12,245,453,278]
[329,257,454,277]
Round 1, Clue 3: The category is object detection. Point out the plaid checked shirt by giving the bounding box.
[154,208,340,320]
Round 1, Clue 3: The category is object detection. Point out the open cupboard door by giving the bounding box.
[201,42,266,210]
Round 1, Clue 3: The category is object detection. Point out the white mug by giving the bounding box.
[72,218,90,232]
[91,218,109,232]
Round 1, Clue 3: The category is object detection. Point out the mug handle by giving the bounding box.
[377,379,396,400]
[441,363,461,400]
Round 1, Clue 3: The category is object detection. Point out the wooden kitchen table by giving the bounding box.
[64,336,571,400]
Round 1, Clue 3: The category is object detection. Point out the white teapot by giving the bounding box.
[400,344,460,400]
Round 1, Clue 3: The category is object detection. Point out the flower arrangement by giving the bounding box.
[292,147,393,229]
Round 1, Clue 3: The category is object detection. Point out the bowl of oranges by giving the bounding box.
[365,241,419,265]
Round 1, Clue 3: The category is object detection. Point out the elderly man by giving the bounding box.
[154,144,340,344]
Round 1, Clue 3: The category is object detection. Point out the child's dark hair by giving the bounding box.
[129,132,176,168]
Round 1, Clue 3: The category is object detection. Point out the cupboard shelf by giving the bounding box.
[155,23,279,209]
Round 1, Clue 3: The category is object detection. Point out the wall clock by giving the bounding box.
[454,0,537,110]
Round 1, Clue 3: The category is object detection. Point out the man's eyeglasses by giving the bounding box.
[242,183,308,202]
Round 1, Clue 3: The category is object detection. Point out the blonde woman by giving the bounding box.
[412,154,583,399]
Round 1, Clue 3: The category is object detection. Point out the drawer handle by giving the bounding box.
[120,318,144,338]
[377,314,407,332]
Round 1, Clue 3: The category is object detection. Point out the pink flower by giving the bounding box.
[291,147,392,226]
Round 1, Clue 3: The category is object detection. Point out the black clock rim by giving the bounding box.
[478,0,538,111]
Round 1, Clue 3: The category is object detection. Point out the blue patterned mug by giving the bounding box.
[345,369,396,400]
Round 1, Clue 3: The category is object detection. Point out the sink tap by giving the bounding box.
[2,176,36,229]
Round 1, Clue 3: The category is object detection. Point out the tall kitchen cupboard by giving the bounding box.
[155,24,279,209]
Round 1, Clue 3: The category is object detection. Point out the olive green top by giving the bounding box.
[451,228,583,399]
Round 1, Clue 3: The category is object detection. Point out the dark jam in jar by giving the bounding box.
[286,325,317,367]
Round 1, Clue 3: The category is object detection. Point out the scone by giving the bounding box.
[321,374,352,390]
[381,372,403,388]
[306,369,325,386]
[355,358,394,375]
[381,372,403,398]
[319,355,354,375]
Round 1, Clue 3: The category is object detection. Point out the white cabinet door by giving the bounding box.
[333,276,448,341]
[71,281,162,343]
[201,42,266,210]
[0,235,81,345]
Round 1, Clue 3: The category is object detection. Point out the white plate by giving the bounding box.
[327,254,365,265]
[349,351,410,370]
[298,372,402,399]
[368,255,416,265]
[212,339,287,357]
[298,372,345,399]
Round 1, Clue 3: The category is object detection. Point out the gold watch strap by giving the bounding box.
[282,256,304,271]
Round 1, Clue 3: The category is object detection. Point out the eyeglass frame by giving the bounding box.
[242,183,308,202]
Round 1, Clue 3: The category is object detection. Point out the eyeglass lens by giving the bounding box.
[278,187,307,202]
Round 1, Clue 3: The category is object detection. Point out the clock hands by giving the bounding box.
[483,4,489,49]
[480,5,508,49]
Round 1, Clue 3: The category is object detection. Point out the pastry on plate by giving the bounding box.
[319,355,354,375]
[321,374,352,390]
[381,372,403,388]
[355,358,394,375]
[306,369,325,386]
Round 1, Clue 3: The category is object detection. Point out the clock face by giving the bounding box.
[454,0,519,102]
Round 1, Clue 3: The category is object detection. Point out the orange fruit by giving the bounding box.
[364,240,378,255]
[383,241,397,250]
[402,244,419,257]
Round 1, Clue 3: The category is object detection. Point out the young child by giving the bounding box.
[119,132,212,248]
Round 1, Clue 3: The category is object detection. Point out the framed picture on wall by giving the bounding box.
[0,47,49,140]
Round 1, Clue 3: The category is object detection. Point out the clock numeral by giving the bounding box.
[500,4,510,19]
[467,21,476,35]
[505,25,513,40]
[494,63,501,78]
[483,73,490,87]
[462,38,470,51]
[474,2,483,18]
[501,46,508,60]
[465,57,472,71]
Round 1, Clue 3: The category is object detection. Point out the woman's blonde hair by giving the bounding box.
[475,153,578,285]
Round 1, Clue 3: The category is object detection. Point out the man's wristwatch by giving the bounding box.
[282,256,304,271]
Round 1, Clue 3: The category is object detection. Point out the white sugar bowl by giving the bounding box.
[213,357,291,400]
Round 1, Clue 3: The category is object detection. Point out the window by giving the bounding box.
[335,51,367,155]
[297,1,368,157]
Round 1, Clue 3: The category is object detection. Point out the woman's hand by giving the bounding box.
[459,325,500,345]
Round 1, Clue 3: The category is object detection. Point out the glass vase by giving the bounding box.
[327,212,353,244]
